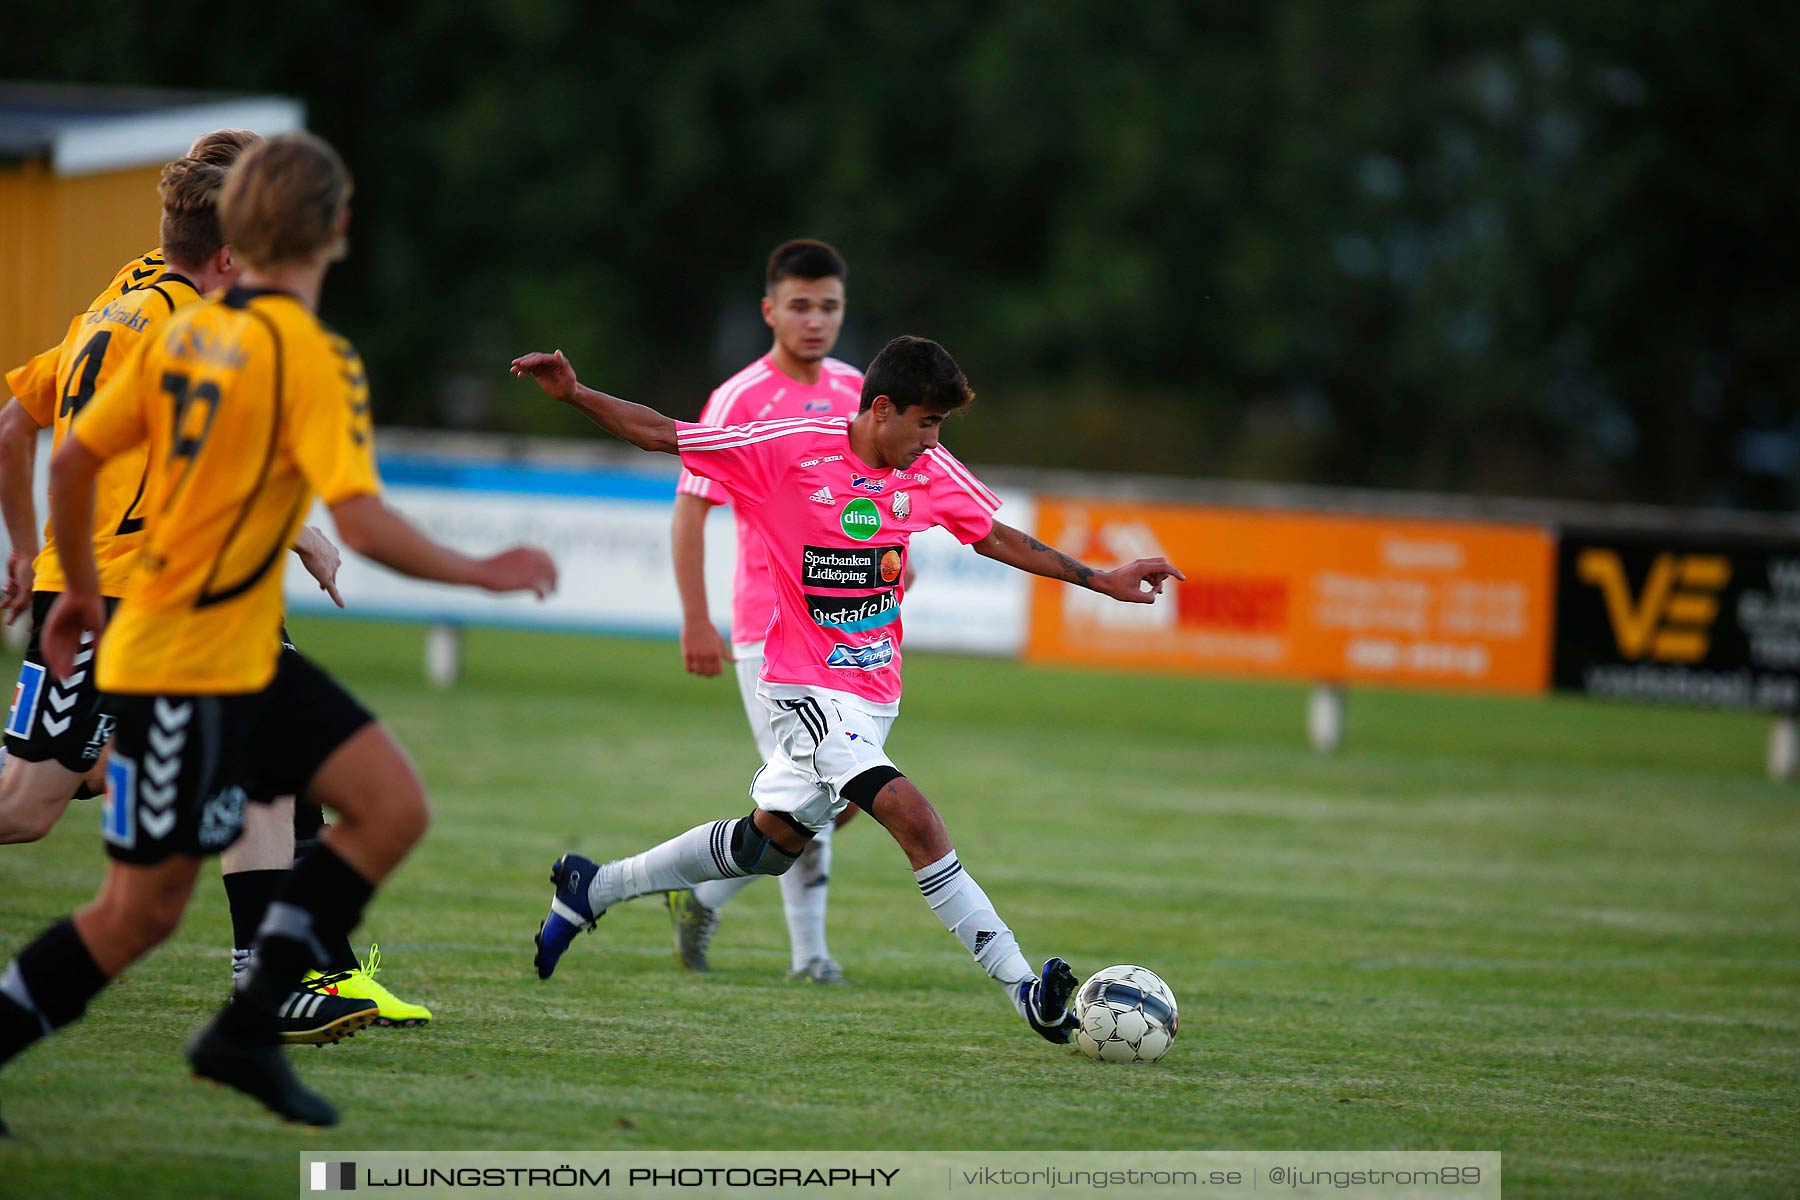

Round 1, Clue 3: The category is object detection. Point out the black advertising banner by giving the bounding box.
[1554,530,1800,711]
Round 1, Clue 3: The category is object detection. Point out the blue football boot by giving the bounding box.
[534,853,603,980]
[1018,957,1080,1044]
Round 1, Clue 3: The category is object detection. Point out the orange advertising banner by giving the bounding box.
[1026,499,1555,694]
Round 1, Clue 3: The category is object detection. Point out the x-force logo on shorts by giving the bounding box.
[1578,549,1730,662]
[806,589,900,632]
[824,638,895,671]
[802,545,903,589]
[840,497,882,540]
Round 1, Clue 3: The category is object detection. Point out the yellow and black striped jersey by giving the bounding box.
[75,285,380,694]
[5,248,170,430]
[98,247,168,305]
[27,274,205,597]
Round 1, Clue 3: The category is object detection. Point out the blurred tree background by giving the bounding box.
[6,0,1796,508]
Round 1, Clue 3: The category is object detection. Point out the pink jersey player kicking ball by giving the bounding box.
[666,240,866,984]
[512,334,1182,1045]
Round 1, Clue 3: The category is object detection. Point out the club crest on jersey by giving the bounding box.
[824,638,895,671]
[809,486,835,504]
[850,474,886,495]
[891,491,912,521]
[840,498,882,541]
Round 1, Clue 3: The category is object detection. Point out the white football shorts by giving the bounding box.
[750,683,898,831]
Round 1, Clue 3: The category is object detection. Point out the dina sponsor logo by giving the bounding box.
[839,498,882,541]
[824,638,896,671]
[1578,549,1730,663]
[802,545,903,589]
[806,589,900,632]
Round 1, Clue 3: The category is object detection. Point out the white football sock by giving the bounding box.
[692,875,756,910]
[588,820,740,910]
[914,850,1031,992]
[781,822,832,969]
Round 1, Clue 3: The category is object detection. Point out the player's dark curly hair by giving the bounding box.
[766,238,846,289]
[859,336,974,414]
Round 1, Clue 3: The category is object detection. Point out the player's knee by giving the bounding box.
[384,783,431,849]
[92,882,188,952]
[0,768,74,843]
[730,811,802,877]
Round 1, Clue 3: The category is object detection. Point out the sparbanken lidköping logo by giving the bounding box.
[1577,549,1730,662]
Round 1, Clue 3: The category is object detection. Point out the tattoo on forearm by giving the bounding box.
[1024,533,1097,586]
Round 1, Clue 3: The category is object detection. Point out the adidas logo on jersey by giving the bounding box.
[809,486,835,504]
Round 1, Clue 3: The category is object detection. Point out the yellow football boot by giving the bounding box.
[303,944,433,1028]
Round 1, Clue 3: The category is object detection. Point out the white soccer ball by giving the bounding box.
[1072,964,1178,1063]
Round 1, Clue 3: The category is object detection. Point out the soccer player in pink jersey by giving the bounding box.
[512,335,1183,1045]
[666,240,865,983]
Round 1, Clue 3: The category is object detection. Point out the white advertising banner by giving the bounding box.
[282,455,1032,657]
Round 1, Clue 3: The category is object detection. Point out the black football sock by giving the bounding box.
[0,919,110,1066]
[222,869,286,983]
[225,844,374,1040]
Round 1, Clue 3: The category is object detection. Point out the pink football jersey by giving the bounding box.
[677,355,864,643]
[675,416,1000,708]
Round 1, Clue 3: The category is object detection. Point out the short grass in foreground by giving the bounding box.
[0,619,1795,1198]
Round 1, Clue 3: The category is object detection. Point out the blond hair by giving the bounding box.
[185,128,263,169]
[157,158,228,271]
[218,132,353,270]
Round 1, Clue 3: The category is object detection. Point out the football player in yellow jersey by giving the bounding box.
[0,131,557,1131]
[0,159,231,826]
[0,131,433,1033]
[0,130,255,619]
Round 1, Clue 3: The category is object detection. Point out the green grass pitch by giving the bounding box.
[0,618,1795,1197]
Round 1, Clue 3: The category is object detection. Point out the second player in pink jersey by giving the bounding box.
[514,334,1183,1049]
[665,241,865,982]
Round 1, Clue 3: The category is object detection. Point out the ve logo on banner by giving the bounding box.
[1577,549,1730,662]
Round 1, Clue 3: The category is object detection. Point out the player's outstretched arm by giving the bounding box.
[330,494,558,597]
[971,519,1184,604]
[510,350,678,454]
[0,400,45,623]
[41,437,107,677]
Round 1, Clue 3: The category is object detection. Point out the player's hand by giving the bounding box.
[681,617,731,677]
[293,525,346,608]
[1095,558,1186,604]
[2,551,35,624]
[475,546,558,598]
[509,350,578,403]
[42,590,105,680]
